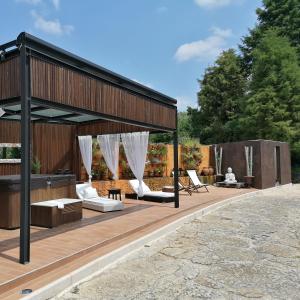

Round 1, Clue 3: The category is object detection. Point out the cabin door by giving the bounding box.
[274,146,281,185]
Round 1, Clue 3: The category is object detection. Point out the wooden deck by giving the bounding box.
[0,187,253,299]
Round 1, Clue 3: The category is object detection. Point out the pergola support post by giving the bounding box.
[173,128,179,208]
[19,40,31,264]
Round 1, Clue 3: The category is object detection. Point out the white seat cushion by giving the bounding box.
[84,186,99,199]
[32,198,82,209]
[129,179,151,194]
[76,183,91,200]
[83,197,124,212]
[76,183,124,212]
[129,179,173,198]
[144,191,174,198]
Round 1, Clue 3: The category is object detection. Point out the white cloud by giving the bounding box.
[156,6,168,14]
[16,0,60,7]
[194,0,237,9]
[31,10,74,35]
[174,27,232,62]
[16,0,41,4]
[51,0,60,9]
[132,79,153,89]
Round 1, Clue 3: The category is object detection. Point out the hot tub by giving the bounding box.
[0,174,76,229]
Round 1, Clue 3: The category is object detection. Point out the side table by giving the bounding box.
[108,188,122,201]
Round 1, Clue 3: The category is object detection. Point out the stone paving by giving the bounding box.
[56,185,300,300]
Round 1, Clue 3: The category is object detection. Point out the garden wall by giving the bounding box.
[81,144,211,182]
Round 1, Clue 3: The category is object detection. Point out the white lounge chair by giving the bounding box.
[126,179,174,203]
[76,183,124,212]
[186,170,209,192]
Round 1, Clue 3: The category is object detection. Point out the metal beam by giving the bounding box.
[0,97,21,107]
[173,111,179,208]
[31,98,175,133]
[0,40,16,51]
[19,42,31,264]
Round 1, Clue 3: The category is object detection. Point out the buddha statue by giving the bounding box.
[224,167,237,183]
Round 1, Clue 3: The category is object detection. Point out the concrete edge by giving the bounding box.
[24,184,293,300]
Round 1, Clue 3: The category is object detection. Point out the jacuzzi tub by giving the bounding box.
[0,174,76,229]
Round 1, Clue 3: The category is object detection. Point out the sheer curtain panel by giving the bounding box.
[78,135,93,184]
[121,132,149,196]
[97,134,120,180]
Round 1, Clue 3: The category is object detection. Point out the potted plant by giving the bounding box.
[32,157,41,174]
[157,144,167,156]
[148,146,161,163]
[154,167,160,177]
[244,145,254,187]
[148,169,155,177]
[202,167,210,176]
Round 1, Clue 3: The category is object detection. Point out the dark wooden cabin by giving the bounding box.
[210,140,291,189]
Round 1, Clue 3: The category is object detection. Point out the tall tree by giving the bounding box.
[240,0,300,74]
[177,112,193,142]
[149,112,193,144]
[242,30,300,157]
[194,49,246,144]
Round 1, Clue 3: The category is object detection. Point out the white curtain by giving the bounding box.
[121,131,149,197]
[97,134,120,180]
[78,135,93,184]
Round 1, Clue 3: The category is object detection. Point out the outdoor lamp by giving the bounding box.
[0,108,5,117]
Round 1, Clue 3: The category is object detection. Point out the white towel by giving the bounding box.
[48,200,65,209]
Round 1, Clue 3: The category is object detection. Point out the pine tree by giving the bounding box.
[240,0,300,74]
[242,30,300,152]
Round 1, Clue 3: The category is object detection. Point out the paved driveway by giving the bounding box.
[57,185,300,299]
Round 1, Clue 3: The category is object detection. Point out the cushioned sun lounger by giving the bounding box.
[125,179,174,203]
[76,183,124,212]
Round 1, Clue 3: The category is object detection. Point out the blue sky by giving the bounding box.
[1,0,261,111]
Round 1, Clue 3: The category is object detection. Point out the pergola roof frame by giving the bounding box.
[0,32,180,265]
[1,33,177,108]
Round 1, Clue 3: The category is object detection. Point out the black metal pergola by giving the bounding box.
[0,32,179,264]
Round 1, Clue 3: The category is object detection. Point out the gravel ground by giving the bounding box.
[56,185,300,300]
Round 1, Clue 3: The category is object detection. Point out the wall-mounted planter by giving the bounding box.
[0,159,21,164]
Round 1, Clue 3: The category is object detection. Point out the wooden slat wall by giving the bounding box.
[0,120,76,175]
[0,56,20,100]
[30,57,176,129]
[0,164,21,175]
[32,123,76,174]
[0,120,20,142]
